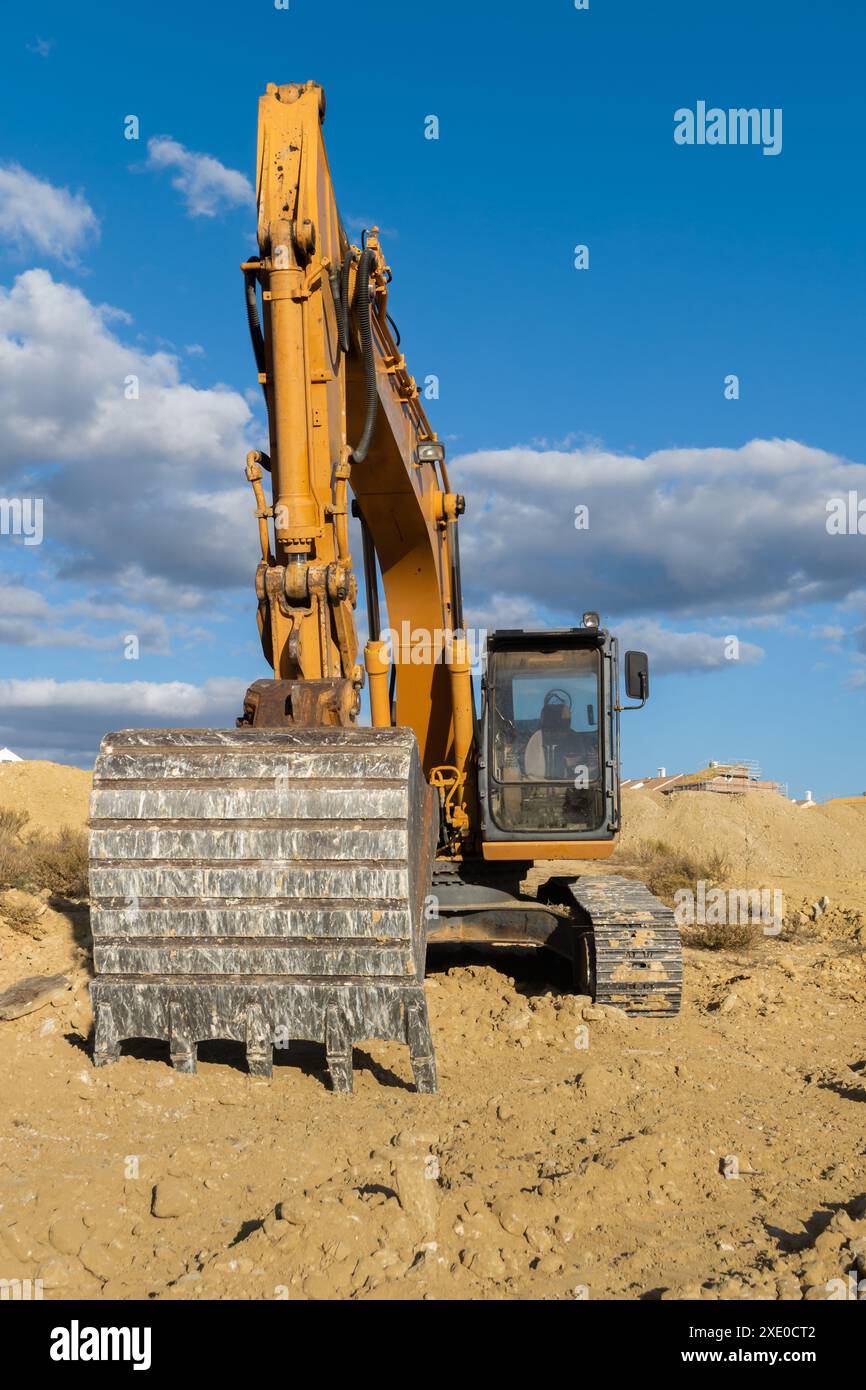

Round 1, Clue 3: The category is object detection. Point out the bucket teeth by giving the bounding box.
[88,726,438,1091]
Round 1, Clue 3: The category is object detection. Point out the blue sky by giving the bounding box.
[0,0,865,799]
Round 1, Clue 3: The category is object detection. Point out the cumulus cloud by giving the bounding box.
[0,268,257,597]
[454,439,866,624]
[0,677,247,764]
[2,266,865,691]
[0,581,170,653]
[613,619,763,674]
[0,164,99,263]
[145,137,253,218]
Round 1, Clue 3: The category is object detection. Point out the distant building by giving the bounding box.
[623,761,783,797]
[0,747,22,763]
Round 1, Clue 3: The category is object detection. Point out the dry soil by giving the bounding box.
[1,773,865,1301]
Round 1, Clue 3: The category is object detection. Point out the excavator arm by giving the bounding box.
[240,82,473,848]
[87,83,466,1092]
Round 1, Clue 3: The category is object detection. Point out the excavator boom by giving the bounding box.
[90,82,461,1090]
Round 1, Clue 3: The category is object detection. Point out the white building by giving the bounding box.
[0,748,22,763]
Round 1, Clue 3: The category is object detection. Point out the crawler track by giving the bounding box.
[566,874,683,1017]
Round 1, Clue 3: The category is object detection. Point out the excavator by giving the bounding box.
[88,82,682,1092]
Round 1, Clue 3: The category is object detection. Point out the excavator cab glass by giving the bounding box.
[486,644,605,833]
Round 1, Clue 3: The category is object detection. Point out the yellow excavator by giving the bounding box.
[88,82,682,1091]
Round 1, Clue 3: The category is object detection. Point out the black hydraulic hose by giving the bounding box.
[339,250,353,353]
[329,265,350,356]
[359,511,381,642]
[243,264,266,375]
[450,517,465,633]
[350,247,378,464]
[243,261,268,406]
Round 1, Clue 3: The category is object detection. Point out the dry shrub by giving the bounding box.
[622,838,760,950]
[627,837,730,902]
[695,917,761,951]
[0,807,30,838]
[0,825,89,899]
[0,900,45,936]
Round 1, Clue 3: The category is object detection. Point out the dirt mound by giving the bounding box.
[1,765,866,1300]
[0,761,91,834]
[619,787,866,884]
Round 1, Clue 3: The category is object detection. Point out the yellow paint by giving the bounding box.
[245,81,623,866]
[481,840,617,862]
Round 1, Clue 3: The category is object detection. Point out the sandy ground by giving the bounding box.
[1,768,865,1301]
[0,760,91,834]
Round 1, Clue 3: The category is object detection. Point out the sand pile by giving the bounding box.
[619,787,866,887]
[0,761,91,834]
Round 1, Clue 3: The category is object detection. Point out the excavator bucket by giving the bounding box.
[88,726,438,1092]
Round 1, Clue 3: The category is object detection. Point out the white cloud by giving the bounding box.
[1,264,864,693]
[811,623,845,643]
[346,216,398,240]
[845,661,866,690]
[0,581,170,653]
[455,438,866,625]
[0,164,99,264]
[0,269,256,599]
[0,677,247,764]
[0,675,244,715]
[613,619,763,674]
[145,137,253,218]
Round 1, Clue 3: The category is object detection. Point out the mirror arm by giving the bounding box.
[617,670,649,711]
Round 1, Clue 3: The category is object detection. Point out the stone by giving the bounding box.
[390,1135,439,1236]
[0,888,47,920]
[0,973,70,1020]
[491,1198,527,1238]
[151,1179,193,1219]
[78,1238,130,1281]
[49,1215,87,1257]
[575,1063,608,1096]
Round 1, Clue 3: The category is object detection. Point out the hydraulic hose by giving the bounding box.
[350,247,378,464]
[337,251,353,354]
[243,261,268,404]
[328,265,350,356]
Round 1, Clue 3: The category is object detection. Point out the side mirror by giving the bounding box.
[624,650,649,703]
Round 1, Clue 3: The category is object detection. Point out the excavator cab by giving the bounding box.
[478,625,635,850]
